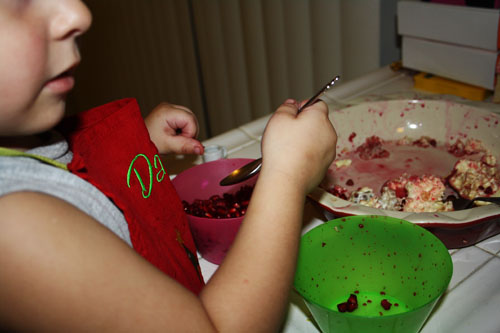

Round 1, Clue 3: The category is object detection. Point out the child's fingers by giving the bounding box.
[170,104,194,114]
[274,99,300,116]
[170,105,199,137]
[165,136,204,155]
[275,98,328,118]
[167,117,198,138]
[150,102,199,138]
[298,99,328,116]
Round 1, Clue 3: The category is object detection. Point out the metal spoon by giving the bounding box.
[451,196,500,210]
[219,75,340,186]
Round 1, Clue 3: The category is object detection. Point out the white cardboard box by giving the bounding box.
[398,1,500,51]
[402,36,498,89]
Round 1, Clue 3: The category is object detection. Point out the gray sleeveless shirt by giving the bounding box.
[0,135,132,246]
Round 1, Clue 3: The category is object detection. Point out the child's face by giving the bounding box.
[0,0,91,136]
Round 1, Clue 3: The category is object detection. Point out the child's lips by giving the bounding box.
[45,71,75,94]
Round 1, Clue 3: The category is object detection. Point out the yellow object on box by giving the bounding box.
[414,72,488,101]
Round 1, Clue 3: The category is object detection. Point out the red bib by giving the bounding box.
[62,98,204,294]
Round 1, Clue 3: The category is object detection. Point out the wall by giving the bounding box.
[67,0,402,140]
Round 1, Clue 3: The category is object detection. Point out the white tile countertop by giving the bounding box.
[166,66,500,332]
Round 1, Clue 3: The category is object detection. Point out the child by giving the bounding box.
[0,0,337,331]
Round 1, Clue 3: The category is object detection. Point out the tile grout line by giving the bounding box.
[474,244,500,257]
[238,126,263,142]
[446,252,497,293]
[205,127,254,143]
[227,140,261,156]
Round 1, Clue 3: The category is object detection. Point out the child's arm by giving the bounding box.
[198,99,337,330]
[144,102,204,155]
[0,100,336,331]
[0,191,215,331]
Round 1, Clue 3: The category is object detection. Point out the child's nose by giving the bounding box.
[51,0,92,40]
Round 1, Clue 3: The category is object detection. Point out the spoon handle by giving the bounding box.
[298,76,340,112]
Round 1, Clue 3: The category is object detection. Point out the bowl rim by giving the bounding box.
[308,187,500,228]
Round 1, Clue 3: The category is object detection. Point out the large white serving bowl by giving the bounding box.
[309,99,500,248]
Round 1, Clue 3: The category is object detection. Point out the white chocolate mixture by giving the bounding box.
[325,137,500,212]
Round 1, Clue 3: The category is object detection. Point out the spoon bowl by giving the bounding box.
[219,158,262,186]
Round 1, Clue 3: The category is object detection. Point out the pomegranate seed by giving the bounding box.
[381,299,392,310]
[337,293,358,313]
[216,208,227,216]
[346,301,358,312]
[183,185,254,219]
[337,302,348,312]
[347,294,357,305]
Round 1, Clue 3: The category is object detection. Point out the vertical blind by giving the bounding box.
[68,0,389,140]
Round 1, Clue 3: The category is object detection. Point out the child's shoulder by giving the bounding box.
[0,191,85,251]
[0,191,78,226]
[0,191,118,249]
[0,153,132,246]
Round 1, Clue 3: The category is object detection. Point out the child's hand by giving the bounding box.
[260,99,337,193]
[144,103,204,155]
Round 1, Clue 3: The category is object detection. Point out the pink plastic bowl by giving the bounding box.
[171,158,257,265]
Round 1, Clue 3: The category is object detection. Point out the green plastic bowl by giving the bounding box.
[294,215,453,333]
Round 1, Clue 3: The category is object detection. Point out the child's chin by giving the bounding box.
[26,106,66,135]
